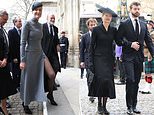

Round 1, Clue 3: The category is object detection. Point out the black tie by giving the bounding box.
[18,29,21,36]
[135,19,139,37]
[50,25,53,37]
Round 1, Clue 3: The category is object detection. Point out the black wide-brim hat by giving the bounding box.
[98,6,118,17]
[32,2,43,11]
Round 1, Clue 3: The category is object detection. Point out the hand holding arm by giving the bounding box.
[131,42,140,51]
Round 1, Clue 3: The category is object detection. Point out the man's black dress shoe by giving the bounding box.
[127,108,133,115]
[22,103,32,114]
[133,108,141,114]
[47,94,58,106]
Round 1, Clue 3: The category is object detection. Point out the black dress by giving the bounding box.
[88,23,116,99]
[0,28,17,100]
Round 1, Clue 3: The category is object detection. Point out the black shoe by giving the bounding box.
[47,94,58,106]
[103,107,110,115]
[55,83,60,87]
[22,103,32,114]
[6,101,11,108]
[0,107,5,114]
[127,108,133,115]
[140,91,151,94]
[97,106,103,114]
[133,108,141,114]
[89,97,95,103]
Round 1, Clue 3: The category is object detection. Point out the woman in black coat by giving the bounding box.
[0,10,16,115]
[89,7,117,114]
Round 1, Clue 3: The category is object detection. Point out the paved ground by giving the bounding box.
[5,93,43,115]
[2,68,154,115]
[47,68,80,115]
[80,75,154,115]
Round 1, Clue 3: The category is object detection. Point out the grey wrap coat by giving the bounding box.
[20,18,46,105]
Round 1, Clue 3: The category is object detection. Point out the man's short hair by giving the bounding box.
[12,17,20,25]
[86,18,98,27]
[0,9,8,17]
[130,2,141,9]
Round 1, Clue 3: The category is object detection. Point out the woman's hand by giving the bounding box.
[20,62,26,70]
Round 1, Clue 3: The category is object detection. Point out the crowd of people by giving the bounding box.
[1,1,154,115]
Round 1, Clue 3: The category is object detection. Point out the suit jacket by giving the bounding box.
[80,32,91,67]
[42,23,60,72]
[8,27,20,62]
[0,27,8,60]
[59,36,69,53]
[116,17,154,62]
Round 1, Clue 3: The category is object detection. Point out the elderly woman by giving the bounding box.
[0,10,17,115]
[20,2,55,114]
[88,7,117,114]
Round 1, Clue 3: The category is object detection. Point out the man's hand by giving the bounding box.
[80,62,85,68]
[131,42,140,51]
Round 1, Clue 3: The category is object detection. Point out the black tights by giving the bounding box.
[44,57,56,95]
[98,97,108,108]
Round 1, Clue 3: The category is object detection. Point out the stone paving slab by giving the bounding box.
[4,93,43,115]
[80,77,154,115]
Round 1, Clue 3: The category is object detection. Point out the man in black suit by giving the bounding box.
[42,14,61,106]
[8,17,22,91]
[80,18,97,103]
[116,2,154,114]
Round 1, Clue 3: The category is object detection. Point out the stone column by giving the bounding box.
[57,0,80,67]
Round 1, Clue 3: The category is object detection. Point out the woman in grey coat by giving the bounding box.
[20,2,55,114]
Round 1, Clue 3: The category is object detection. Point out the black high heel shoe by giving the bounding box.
[22,103,32,114]
[0,107,11,115]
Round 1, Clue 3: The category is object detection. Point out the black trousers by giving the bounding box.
[60,52,67,68]
[12,63,21,89]
[124,57,143,109]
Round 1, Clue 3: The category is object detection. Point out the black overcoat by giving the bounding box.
[42,23,61,92]
[0,27,17,99]
[88,23,116,98]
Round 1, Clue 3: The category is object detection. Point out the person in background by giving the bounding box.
[140,20,154,94]
[20,2,55,114]
[42,14,61,106]
[116,2,154,114]
[79,32,85,79]
[80,18,97,102]
[59,31,69,69]
[8,17,22,91]
[115,45,126,85]
[0,9,17,115]
[88,7,117,114]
